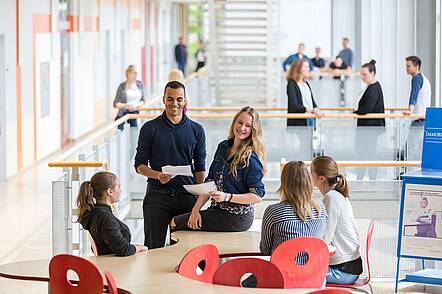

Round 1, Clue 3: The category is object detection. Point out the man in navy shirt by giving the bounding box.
[403,55,431,126]
[338,37,354,68]
[282,43,313,71]
[134,80,206,248]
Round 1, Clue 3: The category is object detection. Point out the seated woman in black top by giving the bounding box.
[77,171,148,256]
[353,60,385,180]
[287,60,322,126]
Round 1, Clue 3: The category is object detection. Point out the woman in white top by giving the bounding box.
[113,65,145,130]
[286,59,322,127]
[310,156,363,284]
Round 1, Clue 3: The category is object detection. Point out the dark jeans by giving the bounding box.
[195,61,205,72]
[173,206,254,232]
[143,185,196,249]
[411,119,425,127]
[117,109,139,131]
[178,62,186,76]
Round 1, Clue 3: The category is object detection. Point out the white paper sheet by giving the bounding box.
[183,181,217,195]
[161,165,193,177]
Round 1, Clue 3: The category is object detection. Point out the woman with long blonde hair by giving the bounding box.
[286,59,322,127]
[113,65,145,130]
[260,161,327,255]
[171,106,266,232]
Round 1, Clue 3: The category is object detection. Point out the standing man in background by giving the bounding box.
[175,36,188,76]
[403,56,431,126]
[134,80,206,249]
[282,43,312,71]
[338,37,354,68]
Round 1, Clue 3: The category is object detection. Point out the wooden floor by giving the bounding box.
[0,155,441,293]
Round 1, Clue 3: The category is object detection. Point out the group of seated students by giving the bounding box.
[76,104,362,285]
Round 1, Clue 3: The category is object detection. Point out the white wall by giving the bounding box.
[0,35,6,181]
[279,0,332,58]
[0,0,18,179]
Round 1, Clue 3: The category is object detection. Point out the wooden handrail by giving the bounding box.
[48,161,107,168]
[139,106,409,112]
[130,113,424,119]
[280,160,421,169]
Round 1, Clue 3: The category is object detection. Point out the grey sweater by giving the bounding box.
[323,189,361,265]
[113,80,145,119]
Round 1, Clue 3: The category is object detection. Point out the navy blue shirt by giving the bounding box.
[207,139,265,215]
[134,112,206,191]
[282,53,313,71]
[409,73,424,106]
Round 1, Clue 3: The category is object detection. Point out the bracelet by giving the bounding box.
[228,193,233,202]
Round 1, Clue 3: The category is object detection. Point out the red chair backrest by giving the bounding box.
[88,232,99,256]
[308,289,352,294]
[213,257,284,288]
[177,244,219,283]
[105,271,118,294]
[365,219,375,281]
[49,254,104,294]
[270,237,329,288]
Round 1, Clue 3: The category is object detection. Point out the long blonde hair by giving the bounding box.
[76,171,117,222]
[286,59,307,82]
[278,161,320,221]
[227,106,266,177]
[311,156,350,198]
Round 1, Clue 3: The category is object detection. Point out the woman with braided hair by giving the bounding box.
[76,171,148,255]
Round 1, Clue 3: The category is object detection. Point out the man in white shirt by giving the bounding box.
[403,56,431,126]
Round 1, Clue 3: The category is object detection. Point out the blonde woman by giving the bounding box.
[171,106,266,232]
[311,156,362,284]
[287,60,322,127]
[260,161,327,255]
[113,65,145,130]
[77,171,148,255]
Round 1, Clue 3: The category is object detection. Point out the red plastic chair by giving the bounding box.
[213,257,284,288]
[49,254,104,294]
[308,289,352,294]
[327,219,375,293]
[271,237,329,288]
[177,244,219,283]
[88,232,99,256]
[105,271,118,294]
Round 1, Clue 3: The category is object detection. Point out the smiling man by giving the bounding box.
[134,80,206,249]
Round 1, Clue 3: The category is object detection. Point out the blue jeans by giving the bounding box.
[117,109,139,130]
[326,267,359,284]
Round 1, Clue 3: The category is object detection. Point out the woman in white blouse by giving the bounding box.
[113,65,145,130]
[286,60,322,127]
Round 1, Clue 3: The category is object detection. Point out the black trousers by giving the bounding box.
[143,185,196,249]
[173,206,254,232]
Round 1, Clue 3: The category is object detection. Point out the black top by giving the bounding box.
[287,79,317,126]
[329,61,348,70]
[112,80,145,119]
[312,57,325,68]
[354,81,385,127]
[134,112,206,191]
[79,204,136,256]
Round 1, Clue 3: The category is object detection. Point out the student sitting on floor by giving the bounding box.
[311,156,363,284]
[77,171,148,256]
[260,160,327,255]
[171,106,266,232]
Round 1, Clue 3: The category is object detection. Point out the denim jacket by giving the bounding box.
[207,139,265,215]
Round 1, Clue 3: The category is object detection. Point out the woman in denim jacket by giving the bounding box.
[171,106,266,232]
